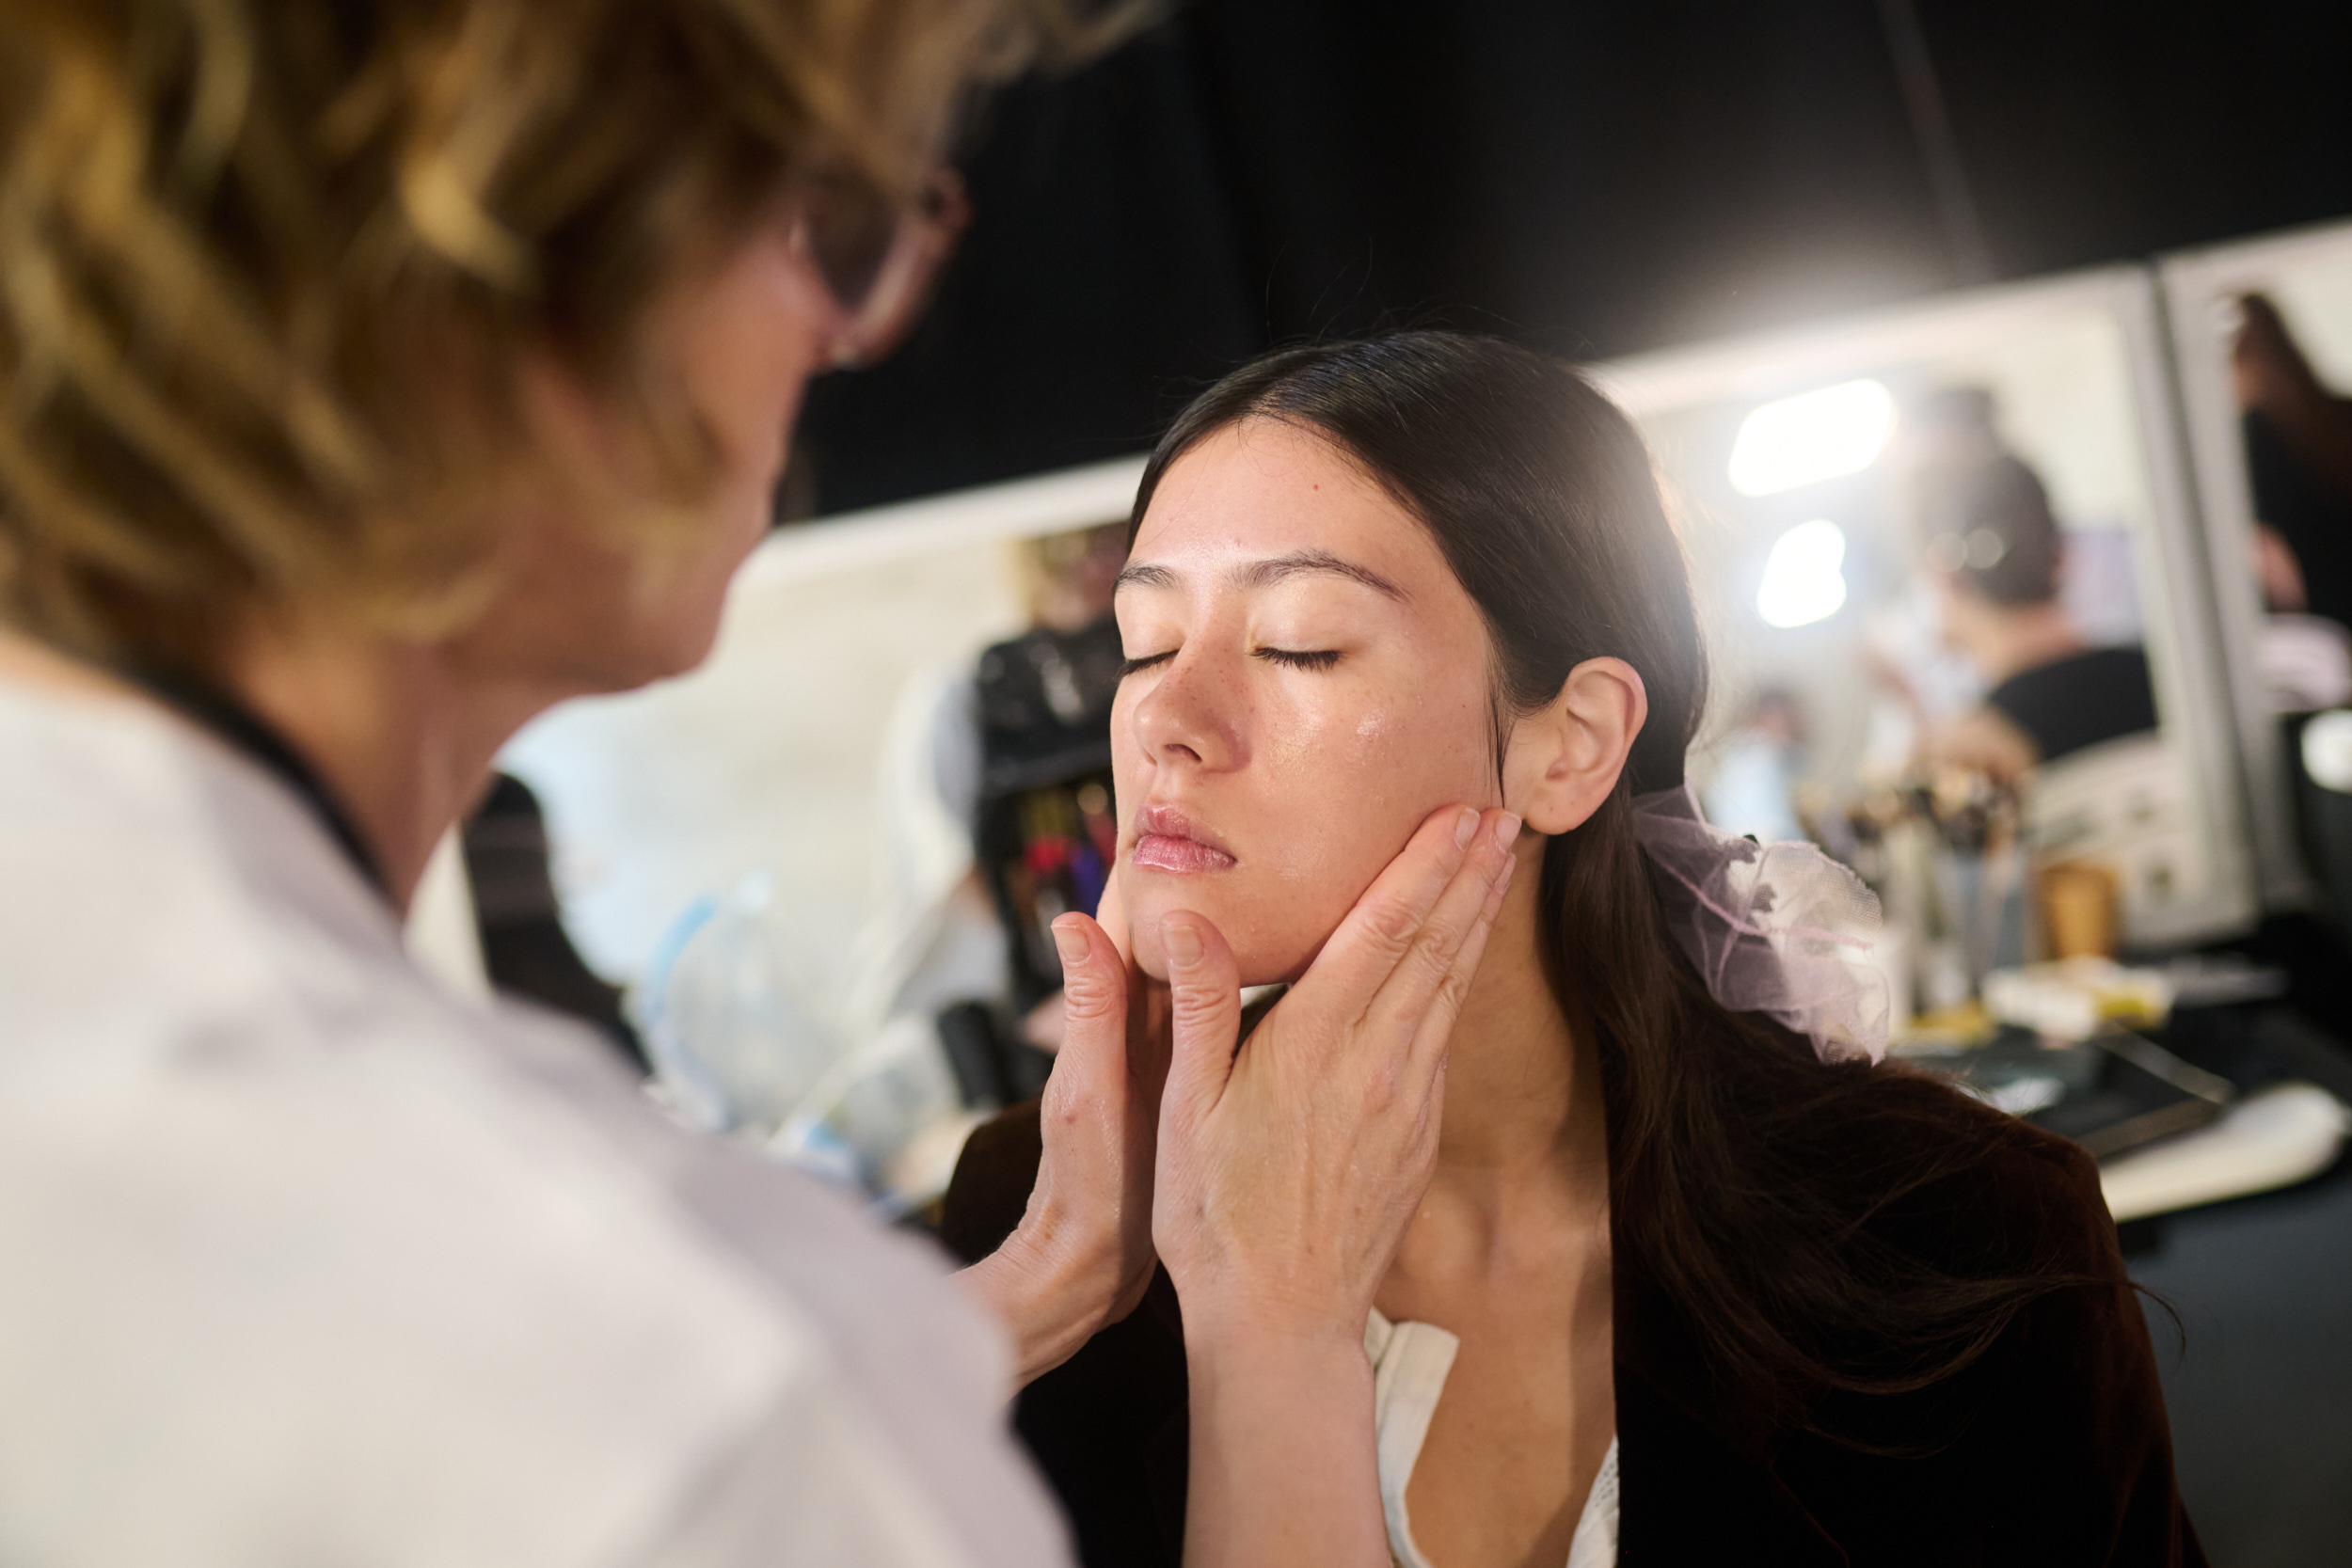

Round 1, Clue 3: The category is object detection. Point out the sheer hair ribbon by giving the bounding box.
[1630,784,1889,1065]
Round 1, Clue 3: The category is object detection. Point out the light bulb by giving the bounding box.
[1756,519,1849,629]
[1728,379,1896,497]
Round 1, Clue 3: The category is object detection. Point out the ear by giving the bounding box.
[1502,657,1649,834]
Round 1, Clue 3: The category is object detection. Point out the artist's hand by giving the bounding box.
[1151,803,1518,1348]
[1151,803,1518,1568]
[959,875,1169,1386]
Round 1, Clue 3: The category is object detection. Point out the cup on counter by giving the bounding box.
[2038,861,2120,960]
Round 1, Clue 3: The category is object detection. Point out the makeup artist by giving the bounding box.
[0,4,1512,1566]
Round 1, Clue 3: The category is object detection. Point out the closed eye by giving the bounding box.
[1255,648,1342,671]
[1119,650,1175,677]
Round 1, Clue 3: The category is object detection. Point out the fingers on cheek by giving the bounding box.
[1052,920,1119,1017]
[1352,1059,1403,1117]
[1063,964,1119,1020]
[1361,898,1423,958]
[1483,855,1517,917]
[1426,968,1475,1032]
[1170,973,1230,1023]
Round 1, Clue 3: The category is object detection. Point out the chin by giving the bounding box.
[645,609,728,682]
[587,587,733,694]
[1121,872,1341,989]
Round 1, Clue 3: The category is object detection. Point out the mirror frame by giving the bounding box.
[739,454,1146,594]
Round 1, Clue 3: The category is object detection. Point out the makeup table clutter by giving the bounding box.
[1893,956,2352,1229]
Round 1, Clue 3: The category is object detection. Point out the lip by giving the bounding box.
[1130,803,1238,875]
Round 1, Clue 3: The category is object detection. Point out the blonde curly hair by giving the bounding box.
[0,0,1112,670]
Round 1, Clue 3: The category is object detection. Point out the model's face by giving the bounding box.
[1114,419,1504,983]
[451,214,835,698]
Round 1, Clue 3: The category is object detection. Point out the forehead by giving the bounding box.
[1130,419,1451,586]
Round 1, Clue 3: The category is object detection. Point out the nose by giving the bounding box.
[1127,645,1243,776]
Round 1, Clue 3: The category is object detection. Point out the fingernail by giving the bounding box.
[1161,915,1203,967]
[1454,806,1480,850]
[1052,920,1087,969]
[1494,812,1523,851]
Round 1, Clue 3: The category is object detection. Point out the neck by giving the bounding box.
[1953,598,2083,687]
[1424,840,1609,1211]
[215,614,547,914]
[1,620,513,914]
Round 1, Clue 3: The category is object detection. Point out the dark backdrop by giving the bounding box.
[793,0,2352,516]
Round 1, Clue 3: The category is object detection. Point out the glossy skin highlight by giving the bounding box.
[1112,419,1507,984]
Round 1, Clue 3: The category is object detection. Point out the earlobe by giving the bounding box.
[1505,657,1648,834]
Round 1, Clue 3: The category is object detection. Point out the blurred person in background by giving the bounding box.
[0,5,1518,1566]
[966,524,1130,1059]
[852,521,1127,1143]
[1858,388,2009,783]
[2236,293,2352,626]
[1918,451,2158,784]
[2233,293,2352,713]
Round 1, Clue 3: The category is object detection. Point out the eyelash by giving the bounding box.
[1117,647,1342,676]
[1256,647,1342,671]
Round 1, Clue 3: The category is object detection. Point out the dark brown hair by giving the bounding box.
[1132,331,2091,1433]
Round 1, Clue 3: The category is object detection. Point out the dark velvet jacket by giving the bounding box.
[942,1098,2204,1568]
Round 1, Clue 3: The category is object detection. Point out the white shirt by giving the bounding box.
[1366,1309,1618,1568]
[0,679,1072,1568]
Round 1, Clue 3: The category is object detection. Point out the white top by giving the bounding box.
[1365,1309,1618,1568]
[0,679,1071,1568]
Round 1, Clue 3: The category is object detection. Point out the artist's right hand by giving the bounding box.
[957,874,1168,1387]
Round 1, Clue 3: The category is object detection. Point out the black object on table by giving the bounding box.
[1905,1003,2352,1257]
[1900,1025,2229,1162]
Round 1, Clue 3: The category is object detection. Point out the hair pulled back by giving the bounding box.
[1134,331,2093,1433]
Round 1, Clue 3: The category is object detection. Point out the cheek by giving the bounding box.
[619,263,826,678]
[1117,678,1492,986]
[1244,696,1490,956]
[485,256,822,693]
[583,436,784,688]
[682,231,828,467]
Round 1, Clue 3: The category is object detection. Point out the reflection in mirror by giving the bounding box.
[2164,218,2352,923]
[1598,270,2251,1037]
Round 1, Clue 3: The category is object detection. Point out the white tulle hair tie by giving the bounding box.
[1630,784,1890,1065]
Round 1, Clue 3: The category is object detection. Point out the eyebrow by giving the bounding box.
[1114,548,1406,602]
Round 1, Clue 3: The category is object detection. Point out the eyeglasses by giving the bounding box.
[788,166,969,369]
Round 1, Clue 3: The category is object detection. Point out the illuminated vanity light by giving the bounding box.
[1727,379,1896,497]
[1756,519,1849,628]
[2302,709,2352,794]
